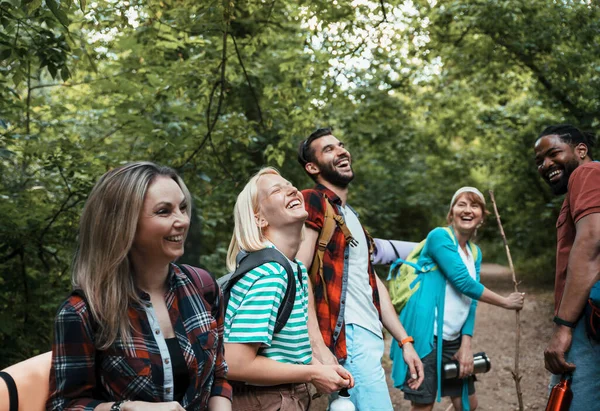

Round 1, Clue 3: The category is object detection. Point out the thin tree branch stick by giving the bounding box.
[489,190,524,411]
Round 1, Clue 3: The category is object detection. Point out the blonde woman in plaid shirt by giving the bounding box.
[46,162,232,411]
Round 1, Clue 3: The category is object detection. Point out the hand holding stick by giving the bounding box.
[489,190,524,411]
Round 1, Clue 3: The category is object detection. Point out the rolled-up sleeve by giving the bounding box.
[302,189,325,232]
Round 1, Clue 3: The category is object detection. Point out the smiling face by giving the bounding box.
[534,134,584,195]
[131,176,190,263]
[306,134,354,188]
[449,193,484,236]
[255,173,307,231]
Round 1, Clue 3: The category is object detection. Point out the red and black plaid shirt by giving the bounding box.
[47,264,232,411]
[302,184,381,361]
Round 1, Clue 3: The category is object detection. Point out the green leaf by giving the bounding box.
[0,47,12,61]
[79,0,86,12]
[23,0,43,14]
[60,66,71,81]
[0,148,15,158]
[45,0,70,28]
[47,63,58,78]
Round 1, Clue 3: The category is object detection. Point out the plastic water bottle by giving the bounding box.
[545,374,572,411]
[329,388,356,411]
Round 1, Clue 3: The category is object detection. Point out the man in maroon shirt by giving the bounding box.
[534,124,600,408]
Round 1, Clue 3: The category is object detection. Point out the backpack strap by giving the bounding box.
[0,370,18,411]
[443,226,479,261]
[308,196,356,304]
[178,264,218,315]
[387,239,401,259]
[228,248,299,334]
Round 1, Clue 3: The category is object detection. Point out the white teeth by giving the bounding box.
[287,200,301,209]
[166,235,183,242]
[548,170,561,178]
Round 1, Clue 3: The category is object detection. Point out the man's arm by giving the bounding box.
[375,275,424,388]
[297,226,318,269]
[297,227,338,365]
[544,212,600,374]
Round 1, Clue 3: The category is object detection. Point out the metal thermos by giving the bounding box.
[545,374,572,411]
[442,352,491,379]
[329,388,356,411]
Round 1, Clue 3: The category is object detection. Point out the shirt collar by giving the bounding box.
[135,264,179,302]
[314,183,343,206]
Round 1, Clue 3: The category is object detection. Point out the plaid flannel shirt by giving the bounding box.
[302,184,381,361]
[47,264,232,411]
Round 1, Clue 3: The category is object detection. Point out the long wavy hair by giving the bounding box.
[73,161,192,349]
[226,167,281,271]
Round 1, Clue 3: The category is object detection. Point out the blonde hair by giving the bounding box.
[73,161,192,349]
[226,167,281,271]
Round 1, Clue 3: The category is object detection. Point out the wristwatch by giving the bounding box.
[110,400,130,411]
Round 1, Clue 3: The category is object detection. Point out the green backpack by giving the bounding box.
[387,227,478,312]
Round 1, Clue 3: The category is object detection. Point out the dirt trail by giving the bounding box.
[311,264,555,410]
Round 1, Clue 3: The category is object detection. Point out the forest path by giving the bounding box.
[312,264,555,410]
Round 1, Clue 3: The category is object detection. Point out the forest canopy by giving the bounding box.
[1,0,598,366]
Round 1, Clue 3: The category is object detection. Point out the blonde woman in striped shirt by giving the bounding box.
[224,167,353,411]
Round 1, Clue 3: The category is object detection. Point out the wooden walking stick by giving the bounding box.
[489,190,524,411]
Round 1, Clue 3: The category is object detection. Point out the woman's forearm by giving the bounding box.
[225,343,314,385]
[208,396,232,411]
[477,287,507,308]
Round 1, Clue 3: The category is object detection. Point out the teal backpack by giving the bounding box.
[387,227,478,312]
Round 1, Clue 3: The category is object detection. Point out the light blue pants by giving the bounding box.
[331,324,393,410]
[549,318,600,410]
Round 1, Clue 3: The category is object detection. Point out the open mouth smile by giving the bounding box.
[165,235,184,243]
[286,199,302,209]
[335,158,351,169]
[546,169,562,183]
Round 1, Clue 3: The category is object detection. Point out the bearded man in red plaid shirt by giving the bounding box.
[296,128,424,410]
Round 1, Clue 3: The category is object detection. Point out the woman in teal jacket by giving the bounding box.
[390,187,525,411]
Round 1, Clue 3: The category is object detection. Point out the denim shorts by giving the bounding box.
[330,323,393,411]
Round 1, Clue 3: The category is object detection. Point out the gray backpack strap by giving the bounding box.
[222,248,299,334]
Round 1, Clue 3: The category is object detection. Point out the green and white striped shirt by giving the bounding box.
[224,252,312,364]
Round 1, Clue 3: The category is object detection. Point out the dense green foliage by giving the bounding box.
[1,0,598,366]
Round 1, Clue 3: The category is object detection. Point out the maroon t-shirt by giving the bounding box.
[555,161,600,311]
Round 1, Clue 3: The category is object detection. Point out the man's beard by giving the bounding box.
[318,160,354,188]
[548,159,579,195]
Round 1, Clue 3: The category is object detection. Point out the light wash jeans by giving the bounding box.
[330,323,394,410]
[549,317,600,410]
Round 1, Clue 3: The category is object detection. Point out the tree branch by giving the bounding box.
[380,0,387,22]
[482,30,594,125]
[178,4,231,169]
[231,34,265,130]
[489,190,524,411]
[28,71,132,91]
[0,246,23,265]
[26,60,31,135]
[39,193,82,244]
